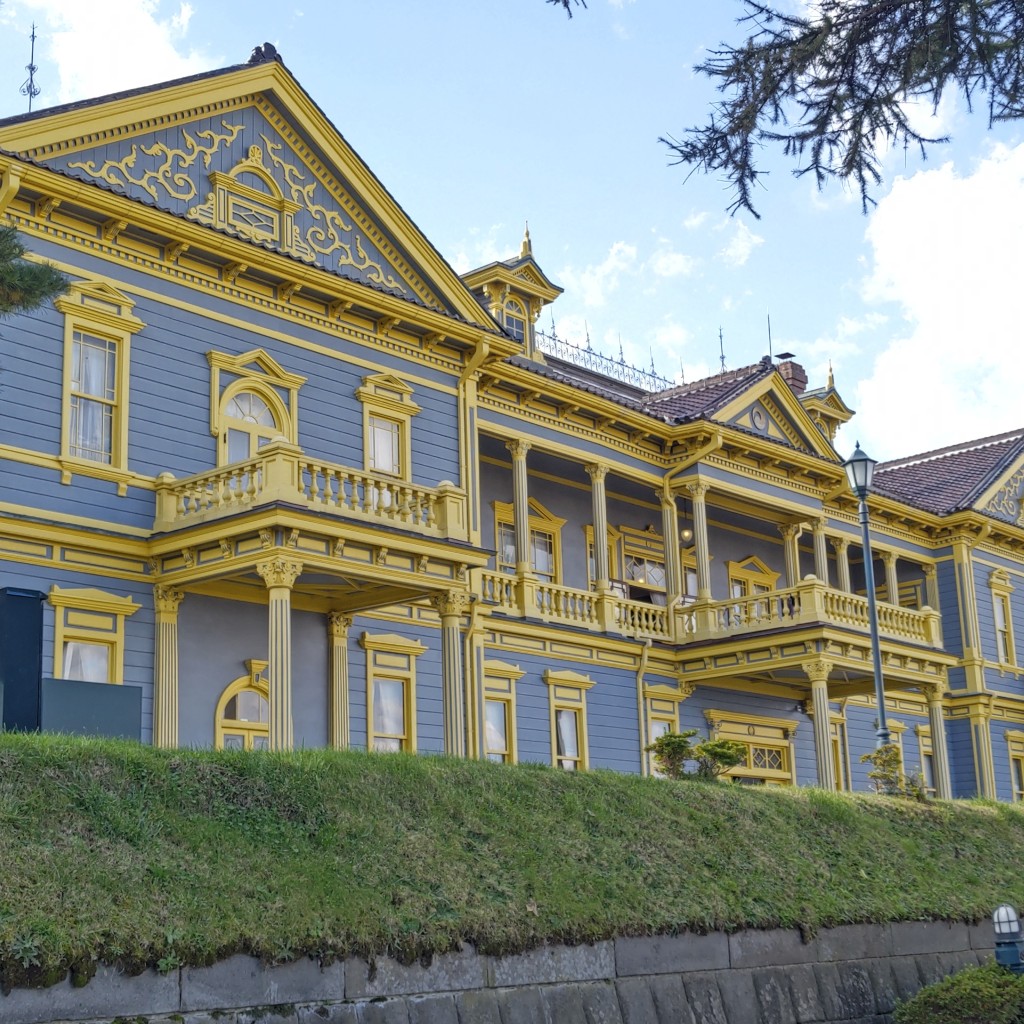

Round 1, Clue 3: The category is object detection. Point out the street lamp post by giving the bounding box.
[844,442,891,748]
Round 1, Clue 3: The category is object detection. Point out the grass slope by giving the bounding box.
[1,733,1021,990]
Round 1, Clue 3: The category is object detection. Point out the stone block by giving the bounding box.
[358,999,411,1024]
[835,961,877,1018]
[297,1004,361,1024]
[406,992,460,1024]
[815,923,891,962]
[810,962,845,1022]
[496,986,550,1024]
[752,968,797,1024]
[614,933,729,977]
[889,920,970,957]
[861,958,899,1015]
[0,965,180,1024]
[454,988,502,1024]
[914,953,947,988]
[238,1007,299,1024]
[681,971,728,1024]
[614,976,658,1024]
[888,956,924,1003]
[579,980,624,1024]
[715,968,760,1024]
[649,974,696,1024]
[345,949,485,1001]
[728,929,818,969]
[181,955,343,1012]
[540,983,588,1024]
[489,942,614,988]
[968,920,994,952]
[782,963,825,1024]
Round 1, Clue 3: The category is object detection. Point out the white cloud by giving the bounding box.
[850,143,1024,459]
[716,220,764,267]
[14,0,213,103]
[448,224,516,274]
[649,248,694,278]
[684,211,709,230]
[558,241,639,307]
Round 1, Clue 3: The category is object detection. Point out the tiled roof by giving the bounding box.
[640,358,775,423]
[873,429,1024,515]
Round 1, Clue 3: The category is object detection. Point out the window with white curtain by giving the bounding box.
[69,332,118,463]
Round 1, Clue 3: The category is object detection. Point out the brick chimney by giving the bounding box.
[777,359,807,395]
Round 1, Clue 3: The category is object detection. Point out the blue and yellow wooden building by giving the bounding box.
[1,49,1022,799]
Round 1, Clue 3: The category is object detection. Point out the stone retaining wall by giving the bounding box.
[0,920,993,1024]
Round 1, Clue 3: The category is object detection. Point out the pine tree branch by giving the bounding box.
[0,226,68,317]
[546,0,587,18]
[664,0,1024,216]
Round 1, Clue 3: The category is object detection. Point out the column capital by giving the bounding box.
[505,439,532,460]
[830,536,851,553]
[154,585,185,616]
[922,563,937,578]
[431,590,472,619]
[920,681,946,702]
[257,556,303,590]
[685,481,710,501]
[328,611,353,638]
[585,463,609,482]
[779,523,801,541]
[660,492,679,512]
[803,658,834,684]
[880,550,898,566]
[811,516,827,533]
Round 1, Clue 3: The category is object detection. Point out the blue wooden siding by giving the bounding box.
[947,718,979,797]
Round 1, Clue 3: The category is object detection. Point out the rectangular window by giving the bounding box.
[647,716,673,778]
[1014,757,1024,802]
[485,698,510,762]
[544,669,594,772]
[49,585,140,685]
[493,500,564,582]
[995,593,1015,664]
[368,415,402,476]
[69,332,117,463]
[555,708,581,771]
[706,709,796,785]
[372,677,407,751]
[530,529,555,582]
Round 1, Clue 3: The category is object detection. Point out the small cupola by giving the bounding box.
[461,225,563,358]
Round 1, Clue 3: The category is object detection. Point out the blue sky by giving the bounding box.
[1,0,1021,460]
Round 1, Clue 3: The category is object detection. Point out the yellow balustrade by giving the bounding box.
[154,441,467,541]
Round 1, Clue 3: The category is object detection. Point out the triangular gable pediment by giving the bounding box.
[714,375,838,460]
[0,61,493,327]
[975,451,1024,526]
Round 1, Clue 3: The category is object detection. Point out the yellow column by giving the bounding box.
[923,564,940,612]
[830,537,852,593]
[953,538,985,690]
[506,440,532,575]
[882,551,900,605]
[257,556,302,751]
[804,659,836,791]
[686,482,712,600]
[660,492,682,605]
[431,590,471,757]
[153,586,184,749]
[811,518,829,585]
[586,464,610,589]
[922,682,952,800]
[328,611,352,750]
[780,524,801,588]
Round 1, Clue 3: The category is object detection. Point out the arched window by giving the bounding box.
[503,298,527,342]
[215,662,270,750]
[220,386,282,464]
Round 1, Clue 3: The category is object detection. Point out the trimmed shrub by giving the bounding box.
[893,961,1024,1024]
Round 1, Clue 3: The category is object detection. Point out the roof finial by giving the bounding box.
[828,360,835,389]
[619,336,625,364]
[718,327,727,373]
[20,23,41,113]
[585,321,591,350]
[520,222,532,258]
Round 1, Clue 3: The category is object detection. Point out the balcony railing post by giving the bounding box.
[797,576,829,624]
[596,589,620,633]
[154,472,178,530]
[435,481,468,541]
[260,437,302,499]
[924,606,944,649]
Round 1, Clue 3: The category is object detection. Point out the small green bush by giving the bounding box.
[644,730,747,781]
[893,962,1024,1024]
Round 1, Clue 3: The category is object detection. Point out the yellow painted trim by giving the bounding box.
[704,707,798,785]
[214,662,270,750]
[482,659,524,765]
[357,374,421,480]
[493,496,566,581]
[543,668,592,771]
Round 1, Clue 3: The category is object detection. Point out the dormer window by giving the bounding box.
[504,298,527,342]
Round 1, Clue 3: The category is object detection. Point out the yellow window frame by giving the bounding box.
[215,660,270,750]
[360,632,426,753]
[990,569,1017,668]
[208,348,304,462]
[49,585,140,684]
[705,709,797,785]
[915,723,936,797]
[1007,730,1024,802]
[356,373,421,481]
[56,281,144,494]
[642,684,690,777]
[543,669,594,771]
[482,659,524,763]
[493,497,565,582]
[503,297,527,342]
[583,524,621,590]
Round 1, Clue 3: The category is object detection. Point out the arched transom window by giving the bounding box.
[221,388,280,464]
[215,661,270,750]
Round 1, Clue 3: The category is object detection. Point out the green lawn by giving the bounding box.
[0,733,1020,991]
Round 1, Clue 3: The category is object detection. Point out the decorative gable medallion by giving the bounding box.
[984,464,1024,526]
